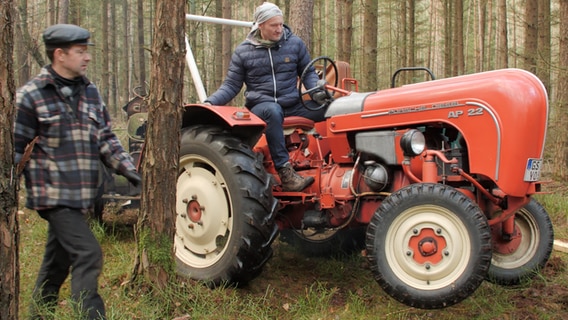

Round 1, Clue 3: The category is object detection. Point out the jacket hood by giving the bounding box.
[246,24,292,47]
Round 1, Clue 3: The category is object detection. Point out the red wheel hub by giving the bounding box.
[408,228,447,264]
[187,200,202,222]
[491,223,522,254]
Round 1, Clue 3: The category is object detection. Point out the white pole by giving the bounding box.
[185,14,253,28]
[183,15,253,103]
[185,35,207,103]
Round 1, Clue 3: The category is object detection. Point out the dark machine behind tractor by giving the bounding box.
[106,15,553,309]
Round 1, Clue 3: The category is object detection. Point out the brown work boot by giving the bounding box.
[278,163,314,192]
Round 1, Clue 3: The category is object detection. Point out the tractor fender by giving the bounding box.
[181,103,266,147]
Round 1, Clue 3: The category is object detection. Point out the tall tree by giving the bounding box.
[443,0,452,77]
[137,0,147,94]
[290,0,314,52]
[14,0,30,87]
[101,0,110,106]
[408,0,416,68]
[17,0,45,68]
[452,0,464,75]
[476,0,488,72]
[131,0,185,287]
[221,0,232,72]
[536,0,550,95]
[57,0,68,22]
[122,0,131,105]
[362,0,378,91]
[0,0,20,318]
[496,0,508,69]
[110,0,118,113]
[552,0,568,177]
[524,0,538,74]
[336,0,354,63]
[69,0,79,25]
[48,0,55,24]
[214,0,223,88]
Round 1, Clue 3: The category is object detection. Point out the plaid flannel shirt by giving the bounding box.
[14,67,135,211]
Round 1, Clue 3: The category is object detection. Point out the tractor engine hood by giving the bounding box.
[326,68,549,197]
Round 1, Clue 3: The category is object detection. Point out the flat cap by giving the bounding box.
[43,24,94,48]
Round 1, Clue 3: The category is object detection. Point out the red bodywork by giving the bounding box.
[181,68,548,239]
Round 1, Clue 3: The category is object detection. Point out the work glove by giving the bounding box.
[121,169,142,188]
[311,90,330,105]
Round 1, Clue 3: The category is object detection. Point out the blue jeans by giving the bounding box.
[31,207,105,319]
[250,101,326,169]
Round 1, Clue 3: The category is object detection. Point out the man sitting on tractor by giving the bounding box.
[204,2,328,191]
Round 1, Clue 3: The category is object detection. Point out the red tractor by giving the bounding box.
[172,55,553,309]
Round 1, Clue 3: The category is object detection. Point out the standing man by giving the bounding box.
[204,2,329,192]
[14,24,141,319]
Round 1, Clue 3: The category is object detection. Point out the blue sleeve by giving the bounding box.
[206,50,245,105]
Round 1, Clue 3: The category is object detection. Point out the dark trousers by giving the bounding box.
[31,207,105,320]
[251,100,326,169]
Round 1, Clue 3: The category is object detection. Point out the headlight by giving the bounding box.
[400,129,426,156]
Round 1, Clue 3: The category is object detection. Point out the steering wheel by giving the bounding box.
[298,56,339,111]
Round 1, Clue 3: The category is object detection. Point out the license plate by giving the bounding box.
[524,158,542,182]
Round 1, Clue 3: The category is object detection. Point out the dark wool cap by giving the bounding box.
[43,24,94,48]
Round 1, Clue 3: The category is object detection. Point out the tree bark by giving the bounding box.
[536,0,550,95]
[362,0,377,91]
[476,0,487,72]
[110,0,118,114]
[443,0,452,77]
[497,0,508,69]
[290,0,314,53]
[0,1,20,318]
[132,0,185,287]
[214,0,223,88]
[137,0,147,93]
[17,0,45,68]
[122,0,131,106]
[524,0,538,74]
[552,0,568,177]
[453,0,464,75]
[101,0,110,107]
[408,0,416,68]
[15,0,30,87]
[221,0,232,73]
[58,0,68,23]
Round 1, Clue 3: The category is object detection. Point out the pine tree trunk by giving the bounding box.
[524,0,538,74]
[362,0,378,91]
[132,0,185,287]
[552,0,568,178]
[497,0,508,68]
[290,0,314,53]
[0,1,20,318]
[137,0,147,93]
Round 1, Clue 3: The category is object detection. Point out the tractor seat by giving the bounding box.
[282,116,315,135]
[283,116,314,130]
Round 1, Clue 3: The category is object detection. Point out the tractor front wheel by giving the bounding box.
[366,183,492,309]
[174,125,278,287]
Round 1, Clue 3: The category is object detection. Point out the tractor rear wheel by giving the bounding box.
[366,183,492,309]
[487,198,553,285]
[175,125,278,287]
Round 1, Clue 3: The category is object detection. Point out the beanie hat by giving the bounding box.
[251,2,283,31]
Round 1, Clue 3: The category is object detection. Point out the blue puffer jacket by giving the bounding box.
[206,25,319,109]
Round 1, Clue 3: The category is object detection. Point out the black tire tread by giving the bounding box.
[366,183,492,309]
[175,125,278,286]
